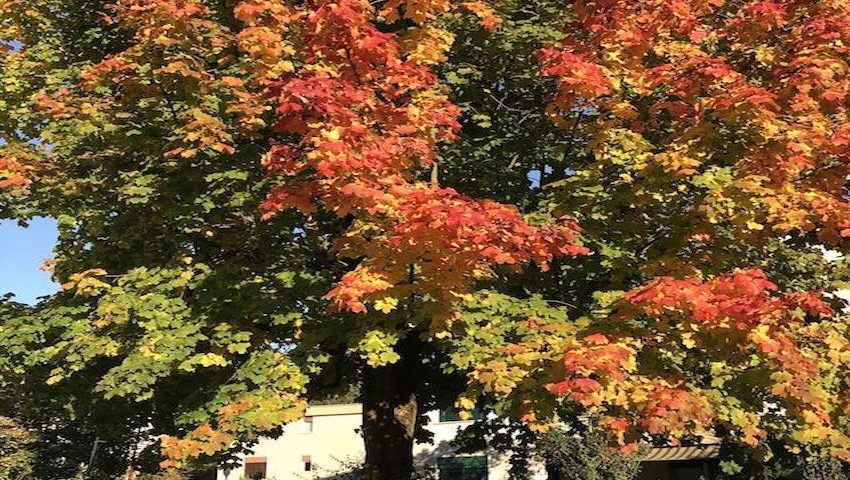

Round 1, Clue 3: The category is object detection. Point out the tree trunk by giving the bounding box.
[362,334,422,480]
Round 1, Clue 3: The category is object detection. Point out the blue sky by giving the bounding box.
[0,217,58,304]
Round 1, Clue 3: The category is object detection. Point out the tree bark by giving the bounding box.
[362,334,422,480]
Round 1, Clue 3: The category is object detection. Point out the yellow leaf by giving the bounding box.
[373,297,399,314]
[323,128,341,141]
[199,353,229,368]
[456,396,476,411]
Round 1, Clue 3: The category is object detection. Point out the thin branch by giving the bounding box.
[488,93,524,113]
[562,108,587,160]
[545,299,578,309]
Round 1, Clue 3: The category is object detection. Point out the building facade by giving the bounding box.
[216,404,717,480]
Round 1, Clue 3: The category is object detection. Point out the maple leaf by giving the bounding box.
[373,297,399,313]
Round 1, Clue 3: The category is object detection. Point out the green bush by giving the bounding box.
[538,429,643,480]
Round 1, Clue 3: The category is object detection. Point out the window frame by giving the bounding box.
[244,457,267,480]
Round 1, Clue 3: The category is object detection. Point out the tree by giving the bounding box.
[3,0,850,479]
[461,0,850,461]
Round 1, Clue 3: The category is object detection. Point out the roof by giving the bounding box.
[644,444,720,462]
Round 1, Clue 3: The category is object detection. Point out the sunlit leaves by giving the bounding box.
[259,0,589,324]
[357,329,402,367]
[547,269,850,456]
[542,0,850,243]
[0,142,44,198]
[445,291,586,423]
[161,351,308,467]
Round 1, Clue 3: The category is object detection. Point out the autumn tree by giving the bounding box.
[3,0,850,479]
[446,0,850,474]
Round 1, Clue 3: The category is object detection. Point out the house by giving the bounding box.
[216,404,720,480]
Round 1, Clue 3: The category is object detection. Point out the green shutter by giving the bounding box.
[439,407,484,422]
[438,456,488,480]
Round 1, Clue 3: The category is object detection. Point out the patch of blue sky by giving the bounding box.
[0,217,59,304]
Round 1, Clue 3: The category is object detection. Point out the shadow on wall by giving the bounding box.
[304,463,435,480]
[301,438,459,480]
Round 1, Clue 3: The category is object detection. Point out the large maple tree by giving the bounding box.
[3,0,850,478]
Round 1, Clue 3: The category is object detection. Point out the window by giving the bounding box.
[670,461,712,480]
[439,407,483,422]
[299,416,314,433]
[637,460,715,480]
[303,455,312,472]
[438,456,487,480]
[244,457,267,480]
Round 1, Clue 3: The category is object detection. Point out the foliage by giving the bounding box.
[0,296,168,479]
[0,416,37,480]
[538,428,643,480]
[713,441,800,480]
[445,0,850,469]
[2,0,850,477]
[569,0,850,461]
[801,458,848,480]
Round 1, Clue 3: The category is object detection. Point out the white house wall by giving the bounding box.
[217,404,365,480]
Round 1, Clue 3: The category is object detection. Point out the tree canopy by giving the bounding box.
[2,0,850,478]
